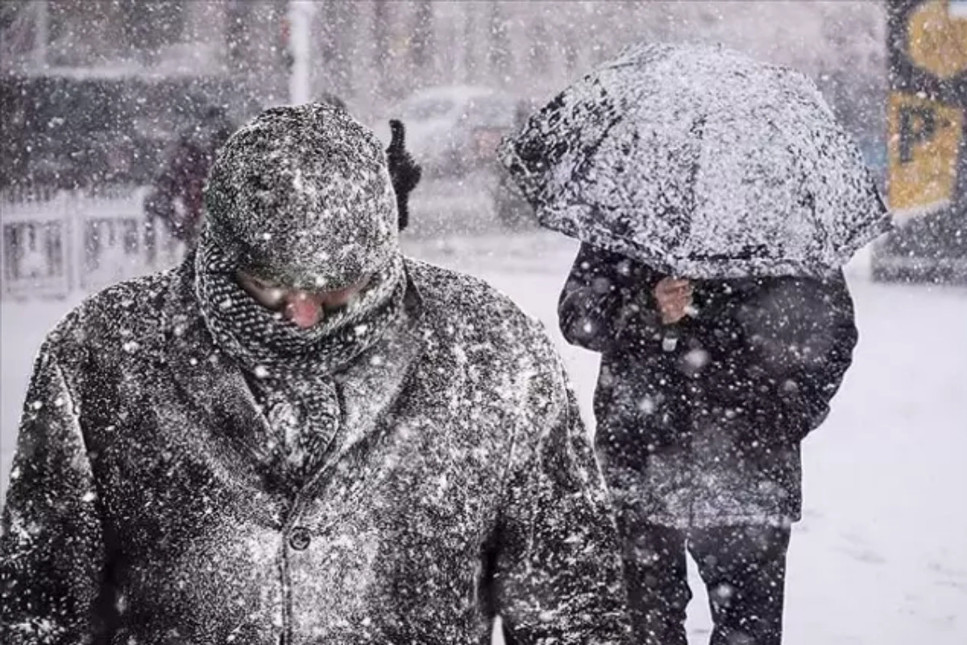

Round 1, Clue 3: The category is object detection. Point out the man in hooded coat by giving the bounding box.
[0,104,630,644]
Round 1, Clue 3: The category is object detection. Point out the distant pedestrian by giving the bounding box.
[385,119,421,231]
[143,104,234,263]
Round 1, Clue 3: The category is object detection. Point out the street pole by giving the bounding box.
[288,0,316,105]
[34,0,48,69]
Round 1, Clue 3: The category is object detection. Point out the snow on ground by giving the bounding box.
[2,229,965,644]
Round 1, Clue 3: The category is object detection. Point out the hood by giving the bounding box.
[203,102,399,290]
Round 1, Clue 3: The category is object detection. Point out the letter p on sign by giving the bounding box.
[887,92,963,216]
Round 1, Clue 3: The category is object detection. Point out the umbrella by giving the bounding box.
[498,43,891,278]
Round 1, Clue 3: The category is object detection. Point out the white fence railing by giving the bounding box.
[1,186,184,300]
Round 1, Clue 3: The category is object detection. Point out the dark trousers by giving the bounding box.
[618,516,791,645]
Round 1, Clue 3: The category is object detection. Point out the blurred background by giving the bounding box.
[1,1,889,260]
[1,2,965,644]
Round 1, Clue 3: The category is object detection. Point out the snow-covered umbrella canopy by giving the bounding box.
[499,42,892,278]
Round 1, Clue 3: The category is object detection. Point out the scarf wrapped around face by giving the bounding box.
[193,229,406,481]
[194,228,406,380]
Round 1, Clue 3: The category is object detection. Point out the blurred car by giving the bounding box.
[492,98,541,228]
[379,85,518,177]
[858,139,967,284]
[870,205,967,284]
[0,68,259,190]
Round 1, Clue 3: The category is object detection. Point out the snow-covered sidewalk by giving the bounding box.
[2,231,965,644]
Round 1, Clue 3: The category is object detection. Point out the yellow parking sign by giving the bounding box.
[887,1,967,216]
[887,92,963,215]
[877,1,967,282]
[907,0,967,79]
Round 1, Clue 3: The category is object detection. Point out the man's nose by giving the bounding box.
[284,291,324,328]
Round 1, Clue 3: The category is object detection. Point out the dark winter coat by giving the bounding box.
[559,244,858,528]
[0,258,630,644]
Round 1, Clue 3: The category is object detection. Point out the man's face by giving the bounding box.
[236,272,371,329]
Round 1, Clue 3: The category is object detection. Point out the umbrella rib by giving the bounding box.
[573,113,625,180]
[680,115,706,262]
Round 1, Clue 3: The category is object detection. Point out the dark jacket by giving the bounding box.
[559,243,858,528]
[1,258,630,644]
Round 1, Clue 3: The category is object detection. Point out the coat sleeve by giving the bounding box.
[491,352,631,644]
[693,273,858,444]
[558,243,659,354]
[0,344,106,644]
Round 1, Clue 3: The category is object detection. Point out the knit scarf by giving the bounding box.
[193,231,407,480]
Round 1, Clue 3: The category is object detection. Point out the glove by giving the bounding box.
[386,119,422,232]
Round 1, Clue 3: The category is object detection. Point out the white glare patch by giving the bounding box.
[81,491,97,503]
[261,232,273,241]
[685,349,710,370]
[591,276,612,294]
[267,287,284,302]
[122,341,140,353]
[253,365,270,379]
[637,397,656,414]
[354,324,370,336]
[29,400,43,411]
[713,583,734,600]
[53,397,65,407]
[370,354,385,366]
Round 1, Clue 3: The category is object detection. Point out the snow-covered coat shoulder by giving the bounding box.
[1,258,631,644]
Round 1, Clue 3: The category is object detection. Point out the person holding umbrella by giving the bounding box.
[500,43,890,645]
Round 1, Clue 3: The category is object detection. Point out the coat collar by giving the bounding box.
[147,257,428,490]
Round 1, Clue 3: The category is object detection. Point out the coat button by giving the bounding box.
[288,526,311,551]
